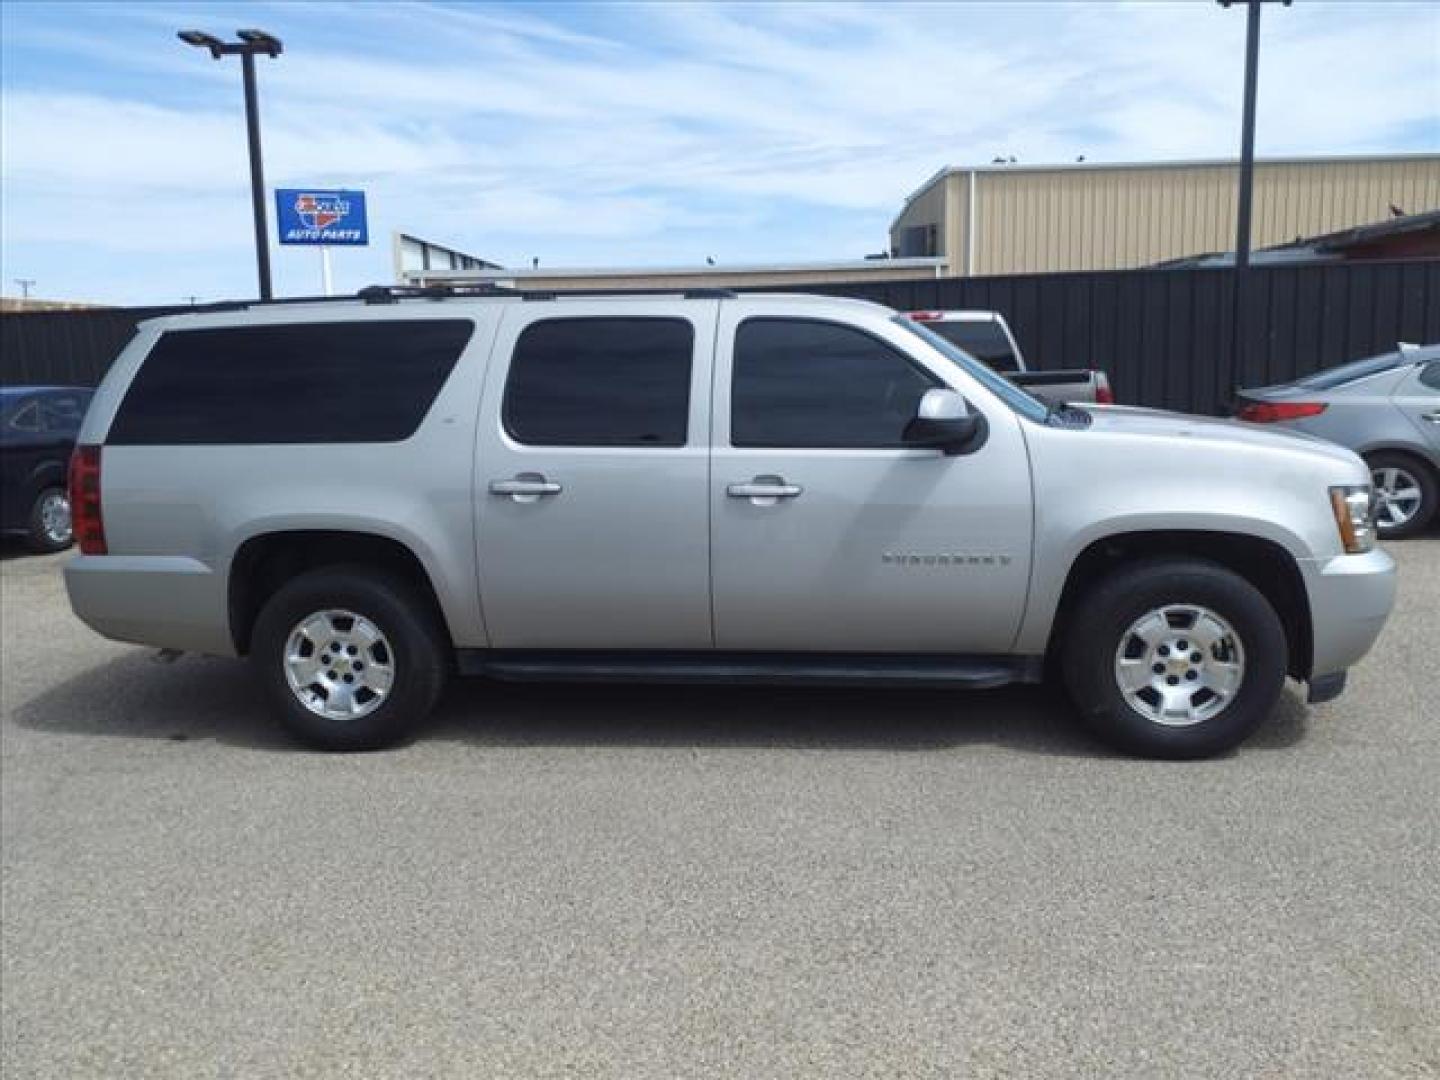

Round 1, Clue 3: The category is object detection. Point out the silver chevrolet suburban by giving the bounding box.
[65,287,1396,758]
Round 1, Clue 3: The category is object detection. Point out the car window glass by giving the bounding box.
[503,318,693,447]
[732,318,940,448]
[926,321,1015,369]
[109,321,472,445]
[7,399,40,432]
[1296,352,1404,390]
[40,393,87,432]
[1418,361,1440,392]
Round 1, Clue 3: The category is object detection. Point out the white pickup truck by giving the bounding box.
[906,309,1114,405]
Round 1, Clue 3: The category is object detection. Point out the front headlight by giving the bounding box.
[1329,485,1376,553]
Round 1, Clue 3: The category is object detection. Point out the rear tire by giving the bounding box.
[251,566,449,751]
[1365,452,1436,540]
[26,486,72,553]
[1061,558,1287,759]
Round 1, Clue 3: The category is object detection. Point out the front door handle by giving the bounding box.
[490,474,563,501]
[727,476,803,504]
[1422,411,1440,424]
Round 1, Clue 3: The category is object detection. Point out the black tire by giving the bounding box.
[26,485,73,553]
[251,565,449,751]
[1365,451,1437,540]
[1061,558,1287,760]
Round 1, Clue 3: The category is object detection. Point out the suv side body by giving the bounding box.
[65,292,1396,757]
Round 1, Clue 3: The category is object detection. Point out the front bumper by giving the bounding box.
[64,554,236,657]
[1300,547,1396,690]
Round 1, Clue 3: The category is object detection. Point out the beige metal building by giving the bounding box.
[891,153,1440,277]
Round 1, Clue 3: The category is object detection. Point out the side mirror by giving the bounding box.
[903,388,986,455]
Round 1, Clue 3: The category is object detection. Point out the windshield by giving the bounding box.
[891,316,1049,423]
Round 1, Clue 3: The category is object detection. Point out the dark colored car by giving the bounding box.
[1,386,94,552]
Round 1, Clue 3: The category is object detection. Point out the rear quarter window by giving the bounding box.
[107,320,473,445]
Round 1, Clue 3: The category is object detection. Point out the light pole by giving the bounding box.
[14,279,36,299]
[1217,0,1288,407]
[178,29,283,300]
[1217,0,1290,270]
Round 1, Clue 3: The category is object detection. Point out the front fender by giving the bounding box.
[1014,511,1315,655]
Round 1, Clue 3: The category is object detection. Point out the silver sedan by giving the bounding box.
[1236,344,1440,538]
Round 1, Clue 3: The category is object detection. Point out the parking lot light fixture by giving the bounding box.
[177,28,285,300]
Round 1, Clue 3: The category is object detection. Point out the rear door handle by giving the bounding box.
[1422,411,1440,424]
[490,474,563,501]
[727,476,803,502]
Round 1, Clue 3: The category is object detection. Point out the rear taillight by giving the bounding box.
[1235,401,1328,423]
[68,445,106,555]
[906,310,944,322]
[1094,372,1114,405]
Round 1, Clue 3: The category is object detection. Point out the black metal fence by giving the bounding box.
[763,259,1440,414]
[3,260,1438,415]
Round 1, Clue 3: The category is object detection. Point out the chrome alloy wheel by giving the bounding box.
[1113,604,1246,727]
[1371,465,1423,530]
[38,490,72,546]
[283,609,395,721]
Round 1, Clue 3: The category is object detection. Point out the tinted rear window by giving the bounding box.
[1294,352,1404,391]
[109,320,472,445]
[926,321,1016,368]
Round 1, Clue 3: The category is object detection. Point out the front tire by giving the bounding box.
[1366,452,1436,540]
[26,486,73,553]
[251,566,449,751]
[1061,558,1287,759]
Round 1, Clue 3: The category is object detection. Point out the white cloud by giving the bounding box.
[1,0,1436,303]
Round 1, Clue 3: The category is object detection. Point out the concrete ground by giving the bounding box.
[2,536,1437,1079]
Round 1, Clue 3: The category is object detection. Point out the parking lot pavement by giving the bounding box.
[1,540,1437,1079]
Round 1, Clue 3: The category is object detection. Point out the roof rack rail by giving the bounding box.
[357,283,518,304]
[357,283,739,304]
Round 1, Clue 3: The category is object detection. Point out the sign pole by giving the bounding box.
[320,246,334,297]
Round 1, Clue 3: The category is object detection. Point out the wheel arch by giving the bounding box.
[1358,443,1440,475]
[1045,529,1313,681]
[228,529,452,656]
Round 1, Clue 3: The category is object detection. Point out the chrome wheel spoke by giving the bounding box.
[1200,660,1243,698]
[1130,612,1169,648]
[1158,686,1197,723]
[351,617,383,649]
[296,614,332,648]
[287,650,323,686]
[1116,658,1152,692]
[1188,613,1228,653]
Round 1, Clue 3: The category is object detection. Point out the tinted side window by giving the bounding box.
[109,320,472,445]
[503,318,692,447]
[732,319,939,448]
[1419,361,1440,391]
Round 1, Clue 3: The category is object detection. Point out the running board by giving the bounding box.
[455,650,1043,689]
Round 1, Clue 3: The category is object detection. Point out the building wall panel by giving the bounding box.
[892,156,1440,275]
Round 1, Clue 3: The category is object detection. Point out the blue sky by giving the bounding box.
[2,1,1437,305]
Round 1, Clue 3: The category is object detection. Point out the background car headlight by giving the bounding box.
[1329,485,1376,553]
